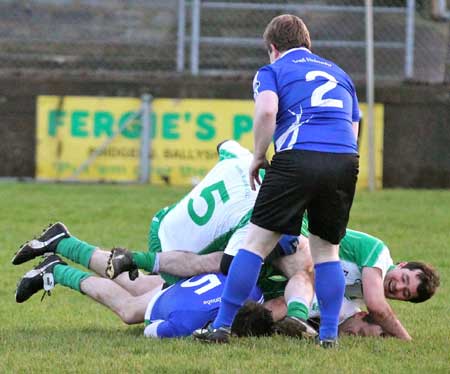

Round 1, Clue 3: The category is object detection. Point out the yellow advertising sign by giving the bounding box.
[36,96,383,188]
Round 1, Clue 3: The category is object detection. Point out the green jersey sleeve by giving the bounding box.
[339,229,394,279]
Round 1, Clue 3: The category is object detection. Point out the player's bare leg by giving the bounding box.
[80,276,162,324]
[271,241,317,338]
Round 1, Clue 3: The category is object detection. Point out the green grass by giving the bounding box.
[0,183,449,373]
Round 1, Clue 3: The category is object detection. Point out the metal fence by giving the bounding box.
[0,0,448,83]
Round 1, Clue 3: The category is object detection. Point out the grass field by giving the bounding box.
[0,183,449,373]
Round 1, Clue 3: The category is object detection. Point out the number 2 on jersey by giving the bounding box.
[181,274,222,295]
[305,70,344,108]
[188,181,230,226]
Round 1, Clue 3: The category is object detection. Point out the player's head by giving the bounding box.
[339,312,385,337]
[231,301,275,337]
[384,261,440,303]
[263,14,311,62]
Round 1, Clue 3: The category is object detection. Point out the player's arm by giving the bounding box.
[144,319,192,339]
[350,82,360,141]
[352,121,359,140]
[250,90,278,190]
[159,251,223,277]
[362,267,412,340]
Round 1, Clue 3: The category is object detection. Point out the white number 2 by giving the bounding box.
[180,274,222,295]
[305,70,343,108]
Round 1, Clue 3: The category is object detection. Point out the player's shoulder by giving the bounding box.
[309,52,355,83]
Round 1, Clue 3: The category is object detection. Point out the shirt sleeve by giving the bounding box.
[253,66,277,99]
[371,246,394,280]
[351,84,360,122]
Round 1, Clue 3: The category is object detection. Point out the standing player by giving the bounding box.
[194,14,361,346]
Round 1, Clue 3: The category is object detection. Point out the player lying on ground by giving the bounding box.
[13,221,438,341]
[13,247,385,339]
[12,221,316,338]
[244,227,441,341]
[104,214,440,341]
[13,140,319,338]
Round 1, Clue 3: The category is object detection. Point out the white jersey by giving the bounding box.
[155,140,258,256]
[309,295,361,325]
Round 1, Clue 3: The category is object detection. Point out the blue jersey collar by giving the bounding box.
[278,47,311,61]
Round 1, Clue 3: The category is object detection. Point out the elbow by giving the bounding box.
[366,303,391,321]
[256,107,277,123]
[262,109,277,122]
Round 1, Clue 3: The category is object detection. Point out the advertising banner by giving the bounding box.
[36,96,383,188]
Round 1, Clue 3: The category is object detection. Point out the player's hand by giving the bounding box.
[249,156,268,191]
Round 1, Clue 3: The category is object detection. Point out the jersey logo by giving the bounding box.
[275,105,313,151]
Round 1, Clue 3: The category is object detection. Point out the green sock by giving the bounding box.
[56,237,96,268]
[53,264,91,293]
[132,251,157,272]
[287,300,309,321]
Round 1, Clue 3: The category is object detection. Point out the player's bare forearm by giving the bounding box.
[253,91,278,159]
[159,251,223,277]
[368,304,412,340]
[362,267,411,340]
[253,117,275,160]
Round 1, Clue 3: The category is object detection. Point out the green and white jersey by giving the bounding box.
[340,229,394,283]
[259,267,361,324]
[339,229,394,306]
[301,217,394,306]
[309,295,361,324]
[152,140,258,256]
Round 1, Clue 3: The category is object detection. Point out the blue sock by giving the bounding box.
[212,249,263,328]
[315,261,345,340]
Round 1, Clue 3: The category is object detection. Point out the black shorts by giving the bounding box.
[250,150,359,244]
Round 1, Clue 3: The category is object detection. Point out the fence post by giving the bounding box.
[366,0,376,191]
[191,0,201,75]
[177,0,186,73]
[139,94,152,184]
[405,0,415,79]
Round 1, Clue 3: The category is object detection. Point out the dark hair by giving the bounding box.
[263,14,311,52]
[231,302,275,337]
[361,313,376,324]
[403,262,440,303]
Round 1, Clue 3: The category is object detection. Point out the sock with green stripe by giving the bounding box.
[132,251,159,273]
[55,237,96,269]
[53,264,92,293]
[287,298,309,321]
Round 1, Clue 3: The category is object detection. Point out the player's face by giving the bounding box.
[340,313,384,337]
[384,265,421,301]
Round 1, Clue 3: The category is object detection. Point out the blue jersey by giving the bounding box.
[144,273,264,338]
[253,47,359,154]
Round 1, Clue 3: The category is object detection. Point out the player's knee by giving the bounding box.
[119,308,142,325]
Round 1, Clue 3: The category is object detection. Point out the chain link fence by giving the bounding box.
[0,0,448,83]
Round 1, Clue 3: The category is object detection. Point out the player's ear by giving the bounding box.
[397,262,408,268]
[270,44,281,58]
[355,311,367,319]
